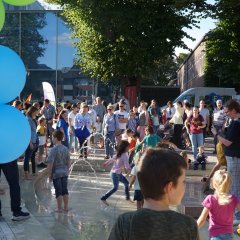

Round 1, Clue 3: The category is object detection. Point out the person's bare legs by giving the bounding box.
[137,200,144,209]
[24,171,33,180]
[206,162,221,182]
[63,194,69,212]
[56,196,63,212]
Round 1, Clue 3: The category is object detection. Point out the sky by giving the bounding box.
[175,17,216,55]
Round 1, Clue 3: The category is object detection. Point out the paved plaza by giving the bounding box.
[0,137,239,239]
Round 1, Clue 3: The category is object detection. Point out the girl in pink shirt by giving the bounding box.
[197,169,240,239]
[101,140,132,206]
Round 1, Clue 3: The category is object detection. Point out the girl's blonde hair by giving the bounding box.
[212,169,232,205]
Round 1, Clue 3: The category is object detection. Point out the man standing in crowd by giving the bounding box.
[166,101,176,121]
[212,99,227,153]
[40,99,55,147]
[114,101,129,144]
[0,101,30,221]
[120,95,130,112]
[199,100,210,139]
[93,97,106,121]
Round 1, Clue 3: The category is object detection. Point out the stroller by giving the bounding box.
[157,122,187,150]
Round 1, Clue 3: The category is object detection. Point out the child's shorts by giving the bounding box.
[53,176,68,198]
[38,145,45,155]
[134,190,143,201]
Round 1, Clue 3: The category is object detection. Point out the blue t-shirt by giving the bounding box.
[57,119,69,140]
[143,134,160,148]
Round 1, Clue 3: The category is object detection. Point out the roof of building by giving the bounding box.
[176,32,211,72]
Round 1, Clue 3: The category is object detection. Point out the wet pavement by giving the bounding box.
[0,137,239,239]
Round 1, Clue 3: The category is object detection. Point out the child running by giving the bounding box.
[197,169,240,239]
[101,140,132,206]
[47,130,71,213]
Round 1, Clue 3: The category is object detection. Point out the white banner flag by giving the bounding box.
[42,82,56,107]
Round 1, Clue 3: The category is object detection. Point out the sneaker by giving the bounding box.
[12,211,30,221]
[37,162,47,168]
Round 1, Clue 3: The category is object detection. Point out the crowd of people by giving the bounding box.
[1,94,240,240]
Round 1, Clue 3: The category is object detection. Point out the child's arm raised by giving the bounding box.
[102,157,116,168]
[197,207,209,229]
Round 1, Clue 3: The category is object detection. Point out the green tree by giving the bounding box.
[48,0,210,86]
[204,0,240,87]
[143,52,189,86]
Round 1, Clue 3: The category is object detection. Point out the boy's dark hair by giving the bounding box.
[138,148,187,200]
[116,140,130,158]
[53,130,64,141]
[133,132,140,138]
[146,125,154,134]
[126,128,133,134]
[44,99,50,104]
[225,99,240,113]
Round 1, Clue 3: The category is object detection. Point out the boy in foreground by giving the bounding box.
[47,130,71,212]
[108,148,199,240]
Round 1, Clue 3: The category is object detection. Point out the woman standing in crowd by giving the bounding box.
[185,106,205,159]
[24,106,39,180]
[57,109,69,148]
[137,102,149,140]
[212,100,240,219]
[169,101,184,149]
[74,102,92,159]
[103,104,119,159]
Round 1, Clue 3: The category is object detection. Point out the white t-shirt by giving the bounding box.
[68,111,76,127]
[114,110,129,130]
[131,166,140,190]
[199,108,209,125]
[166,107,176,119]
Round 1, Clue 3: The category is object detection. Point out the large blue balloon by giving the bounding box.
[0,105,30,163]
[0,45,26,103]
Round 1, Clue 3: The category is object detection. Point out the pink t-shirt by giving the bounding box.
[105,153,131,174]
[203,194,240,237]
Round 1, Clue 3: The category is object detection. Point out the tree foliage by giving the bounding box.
[204,0,240,87]
[48,0,210,84]
[143,53,189,86]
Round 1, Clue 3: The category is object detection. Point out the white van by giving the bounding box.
[173,87,236,107]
